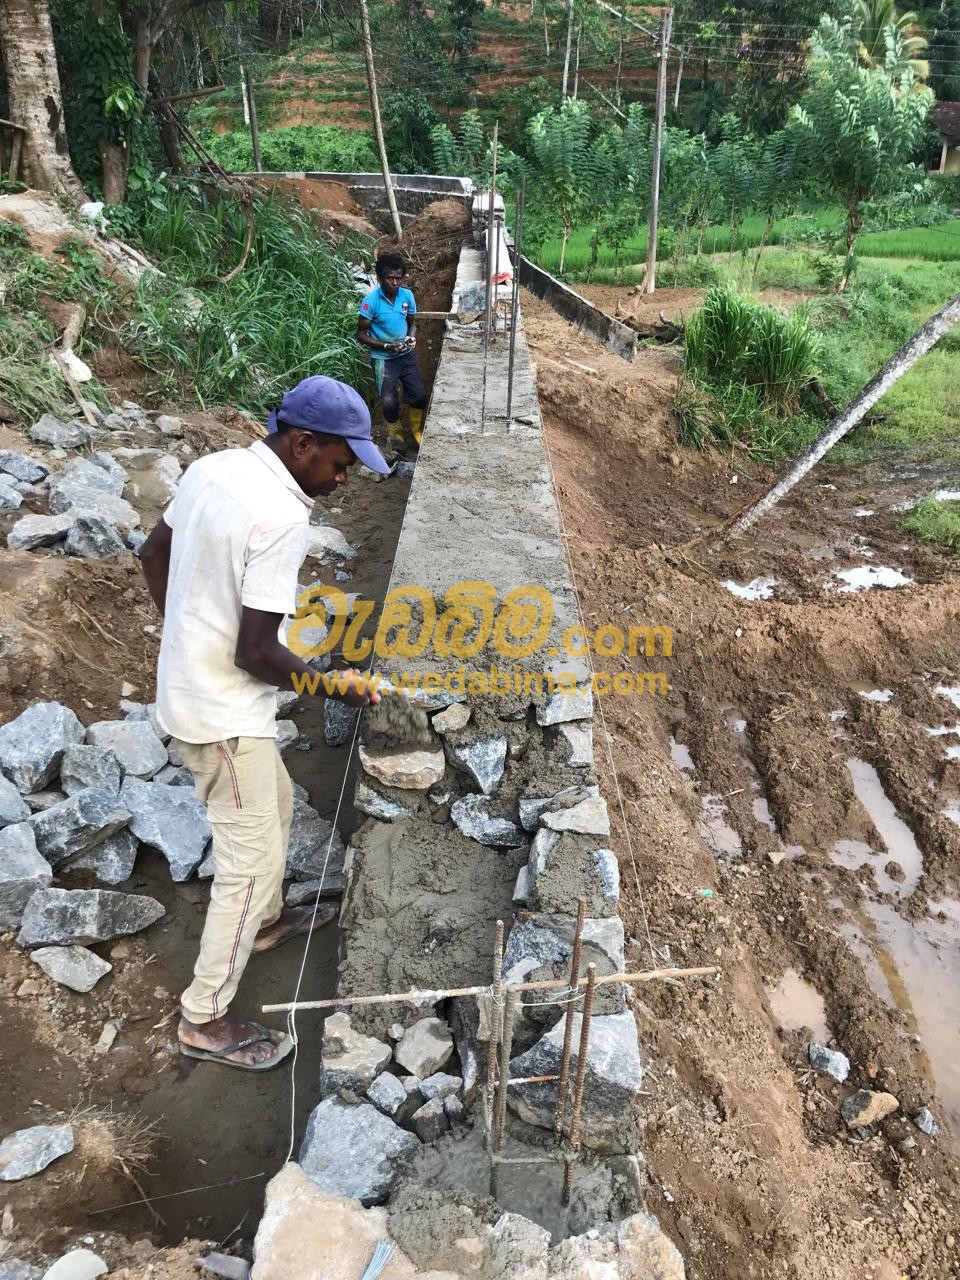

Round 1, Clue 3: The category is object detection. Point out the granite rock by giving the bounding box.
[64,516,126,559]
[319,1012,392,1096]
[285,797,346,890]
[808,1042,850,1083]
[542,793,609,837]
[28,788,130,867]
[299,1097,418,1206]
[366,1071,408,1119]
[358,745,445,792]
[120,777,210,880]
[0,483,22,510]
[450,794,525,848]
[536,686,593,726]
[0,824,53,928]
[67,825,138,884]
[508,1011,645,1148]
[323,699,359,748]
[0,449,50,484]
[0,702,84,793]
[40,1250,108,1280]
[395,1017,454,1077]
[6,513,74,551]
[86,720,167,779]
[840,1090,899,1129]
[446,735,507,795]
[0,1123,74,1181]
[0,773,31,825]
[29,415,95,449]
[60,744,123,796]
[17,887,165,947]
[31,944,112,992]
[354,781,416,822]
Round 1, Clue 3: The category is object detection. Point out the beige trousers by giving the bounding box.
[176,736,293,1023]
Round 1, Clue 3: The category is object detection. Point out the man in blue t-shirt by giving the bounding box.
[357,252,427,450]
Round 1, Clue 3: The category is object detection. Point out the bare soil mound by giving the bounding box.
[526,288,960,1280]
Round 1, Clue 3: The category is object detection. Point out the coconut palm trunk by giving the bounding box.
[0,0,87,199]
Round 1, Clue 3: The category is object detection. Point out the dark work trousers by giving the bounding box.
[372,351,427,423]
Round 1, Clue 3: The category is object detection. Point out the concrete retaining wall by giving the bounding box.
[240,171,474,230]
[519,256,637,362]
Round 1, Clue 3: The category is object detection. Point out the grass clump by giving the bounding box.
[684,287,821,415]
[104,184,370,416]
[901,497,960,551]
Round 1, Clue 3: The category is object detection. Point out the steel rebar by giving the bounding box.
[479,122,499,435]
[485,919,505,1113]
[554,897,586,1138]
[505,179,525,427]
[494,989,518,1152]
[562,963,598,1205]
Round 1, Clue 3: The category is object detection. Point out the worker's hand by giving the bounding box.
[384,341,406,353]
[402,336,416,351]
[331,668,380,707]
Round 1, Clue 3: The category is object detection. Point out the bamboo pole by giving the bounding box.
[723,292,960,538]
[262,964,718,1014]
[505,178,525,426]
[358,0,402,242]
[644,8,673,296]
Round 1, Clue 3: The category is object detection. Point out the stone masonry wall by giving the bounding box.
[274,232,684,1276]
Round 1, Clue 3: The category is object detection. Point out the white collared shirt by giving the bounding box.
[156,440,311,743]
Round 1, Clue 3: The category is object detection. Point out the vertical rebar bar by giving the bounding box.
[494,988,518,1152]
[562,963,597,1205]
[505,178,525,428]
[480,122,499,435]
[485,919,504,1111]
[553,897,586,1138]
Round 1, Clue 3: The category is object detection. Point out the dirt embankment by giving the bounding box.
[525,287,960,1280]
[0,195,466,1272]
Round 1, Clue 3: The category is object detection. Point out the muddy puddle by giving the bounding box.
[673,723,960,1145]
[766,968,830,1043]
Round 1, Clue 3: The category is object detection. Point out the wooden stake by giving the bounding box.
[261,964,718,1013]
[644,7,673,296]
[723,292,960,538]
[358,0,402,242]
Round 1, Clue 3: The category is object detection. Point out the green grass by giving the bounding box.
[901,498,960,551]
[97,185,371,417]
[856,220,960,261]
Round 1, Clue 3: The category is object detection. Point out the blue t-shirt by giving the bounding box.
[359,285,416,358]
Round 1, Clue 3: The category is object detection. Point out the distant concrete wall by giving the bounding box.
[240,171,475,230]
[519,256,637,363]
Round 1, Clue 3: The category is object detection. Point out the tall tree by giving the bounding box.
[0,0,87,197]
[791,16,933,290]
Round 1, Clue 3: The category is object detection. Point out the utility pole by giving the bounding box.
[358,0,403,241]
[644,7,672,295]
[561,0,575,97]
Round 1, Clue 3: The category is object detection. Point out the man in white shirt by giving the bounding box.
[140,375,388,1070]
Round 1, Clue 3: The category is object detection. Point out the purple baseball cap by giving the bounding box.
[267,375,391,475]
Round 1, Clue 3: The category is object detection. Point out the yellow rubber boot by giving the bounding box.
[408,407,424,445]
[387,424,405,448]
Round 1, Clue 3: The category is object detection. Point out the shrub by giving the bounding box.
[197,125,378,173]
